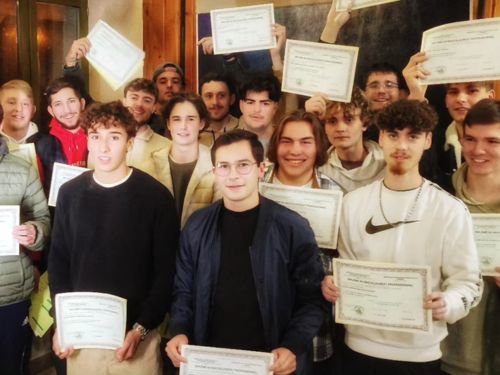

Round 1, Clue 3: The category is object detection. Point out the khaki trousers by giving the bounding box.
[68,331,161,375]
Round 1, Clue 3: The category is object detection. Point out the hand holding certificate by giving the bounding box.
[211,4,276,55]
[56,292,126,350]
[282,40,358,103]
[0,205,20,256]
[471,214,500,277]
[259,183,343,249]
[420,18,500,85]
[334,259,432,333]
[180,345,273,375]
[48,163,90,206]
[86,20,145,90]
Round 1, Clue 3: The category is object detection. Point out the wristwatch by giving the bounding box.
[132,323,149,341]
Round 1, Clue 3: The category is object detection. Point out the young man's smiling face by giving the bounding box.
[201,80,234,121]
[276,120,317,186]
[214,140,265,211]
[48,87,85,131]
[445,83,495,125]
[122,90,156,126]
[462,122,500,177]
[167,101,204,147]
[364,72,400,111]
[0,88,36,133]
[87,124,133,183]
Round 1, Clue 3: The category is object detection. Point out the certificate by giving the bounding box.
[334,259,432,333]
[56,292,126,350]
[87,20,145,90]
[282,40,358,103]
[180,345,273,375]
[7,143,40,177]
[259,182,343,249]
[0,205,20,256]
[48,163,89,206]
[336,0,399,11]
[420,18,500,85]
[471,214,500,277]
[211,4,276,55]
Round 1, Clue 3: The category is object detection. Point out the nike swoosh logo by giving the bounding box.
[365,217,419,234]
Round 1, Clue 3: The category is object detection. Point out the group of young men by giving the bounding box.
[1,3,500,375]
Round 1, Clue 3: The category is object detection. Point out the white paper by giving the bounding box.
[420,18,500,85]
[87,20,145,90]
[337,0,400,11]
[282,40,358,103]
[211,4,276,55]
[259,182,343,249]
[334,259,432,333]
[56,292,126,350]
[180,345,273,375]
[471,214,500,277]
[48,163,89,207]
[0,205,20,256]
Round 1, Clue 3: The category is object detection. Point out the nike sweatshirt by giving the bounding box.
[337,179,482,362]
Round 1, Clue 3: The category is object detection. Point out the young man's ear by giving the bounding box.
[424,132,432,150]
[47,105,54,118]
[230,93,236,106]
[127,137,134,152]
[80,98,86,111]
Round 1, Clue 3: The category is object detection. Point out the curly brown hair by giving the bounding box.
[78,101,137,138]
[375,100,438,133]
[324,86,372,128]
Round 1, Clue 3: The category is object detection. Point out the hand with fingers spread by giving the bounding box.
[424,291,449,321]
[305,93,329,119]
[402,52,430,102]
[13,224,37,247]
[321,0,353,43]
[321,275,340,303]
[52,329,75,360]
[197,36,214,55]
[270,347,296,375]
[65,37,91,68]
[165,334,189,368]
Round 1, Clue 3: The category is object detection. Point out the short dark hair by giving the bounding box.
[464,99,500,128]
[162,93,210,131]
[199,72,235,95]
[123,78,158,102]
[268,110,329,167]
[375,100,438,133]
[238,72,281,102]
[44,77,83,105]
[325,86,372,126]
[79,101,137,138]
[363,62,403,89]
[211,129,264,165]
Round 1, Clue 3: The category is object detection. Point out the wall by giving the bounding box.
[196,0,330,13]
[88,0,143,102]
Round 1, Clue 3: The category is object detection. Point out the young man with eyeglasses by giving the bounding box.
[165,129,326,375]
[322,100,482,375]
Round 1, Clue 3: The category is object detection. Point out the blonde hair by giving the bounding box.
[0,80,34,101]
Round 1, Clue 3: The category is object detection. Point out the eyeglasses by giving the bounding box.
[214,160,257,176]
[366,81,399,90]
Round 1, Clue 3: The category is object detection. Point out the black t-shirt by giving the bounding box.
[207,204,266,351]
[169,155,196,220]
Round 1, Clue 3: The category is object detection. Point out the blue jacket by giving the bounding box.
[170,197,326,369]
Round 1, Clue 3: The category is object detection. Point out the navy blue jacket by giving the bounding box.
[170,197,326,370]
